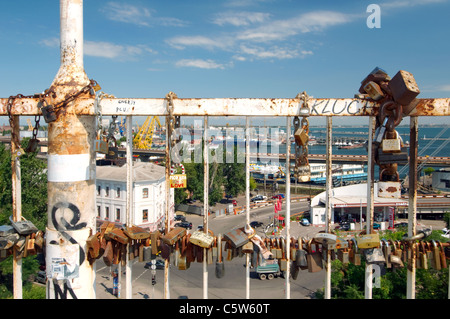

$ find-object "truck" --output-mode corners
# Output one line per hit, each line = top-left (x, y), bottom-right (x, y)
(255, 260), (282, 280)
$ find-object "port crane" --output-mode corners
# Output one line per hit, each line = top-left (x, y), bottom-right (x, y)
(133, 116), (161, 149)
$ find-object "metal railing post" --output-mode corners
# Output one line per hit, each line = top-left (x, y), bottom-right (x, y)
(11, 116), (22, 299)
(285, 117), (291, 299)
(203, 115), (209, 299)
(407, 116), (419, 299)
(45, 0), (96, 299)
(365, 116), (376, 299)
(245, 117), (251, 299)
(324, 116), (332, 299)
(126, 115), (133, 299)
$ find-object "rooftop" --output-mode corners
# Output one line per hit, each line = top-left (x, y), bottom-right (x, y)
(96, 162), (165, 183)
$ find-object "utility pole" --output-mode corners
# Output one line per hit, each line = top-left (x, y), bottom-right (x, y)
(45, 0), (96, 299)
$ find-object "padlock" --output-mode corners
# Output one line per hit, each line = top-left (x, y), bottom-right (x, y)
(224, 228), (249, 248)
(86, 232), (102, 261)
(189, 229), (214, 248)
(381, 130), (402, 153)
(150, 231), (160, 255)
(0, 233), (19, 251)
(438, 242), (447, 268)
(374, 116), (389, 145)
(106, 145), (119, 160)
(162, 227), (186, 246)
(382, 240), (392, 268)
(388, 70), (420, 106)
(431, 240), (441, 270)
(106, 227), (129, 245)
(306, 240), (323, 273)
(378, 170), (401, 199)
(0, 225), (16, 237)
(103, 240), (113, 266)
(215, 234), (225, 278)
(314, 232), (337, 249)
(9, 216), (38, 236)
(124, 225), (150, 240)
(94, 138), (109, 154)
(337, 248), (349, 265)
(349, 238), (361, 265)
(25, 138), (40, 153)
(294, 126), (309, 146)
(377, 147), (408, 165)
(39, 101), (57, 123)
(296, 237), (308, 269)
(356, 233), (380, 249)
(363, 81), (385, 101)
(296, 164), (311, 183)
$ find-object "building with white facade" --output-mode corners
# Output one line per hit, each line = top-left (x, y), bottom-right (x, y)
(310, 183), (407, 227)
(95, 162), (174, 232)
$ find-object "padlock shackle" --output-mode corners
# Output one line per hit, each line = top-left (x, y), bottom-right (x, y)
(379, 101), (403, 132)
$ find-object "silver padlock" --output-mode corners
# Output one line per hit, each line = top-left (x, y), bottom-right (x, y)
(373, 116), (388, 145)
(378, 170), (401, 199)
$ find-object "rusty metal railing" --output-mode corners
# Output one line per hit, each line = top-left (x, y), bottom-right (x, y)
(0, 0), (449, 300)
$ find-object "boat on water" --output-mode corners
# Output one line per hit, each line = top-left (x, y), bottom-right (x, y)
(250, 163), (367, 184)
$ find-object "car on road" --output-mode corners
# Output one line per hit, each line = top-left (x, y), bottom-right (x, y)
(175, 221), (192, 229)
(174, 215), (186, 222)
(251, 195), (267, 202)
(144, 259), (165, 270)
(250, 221), (263, 228)
(299, 218), (310, 226)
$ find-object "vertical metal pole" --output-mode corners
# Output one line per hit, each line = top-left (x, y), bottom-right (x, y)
(407, 116), (418, 299)
(285, 117), (291, 299)
(126, 115), (133, 299)
(245, 117), (250, 299)
(324, 116), (332, 299)
(365, 116), (376, 299)
(11, 116), (22, 299)
(46, 0), (96, 299)
(164, 114), (171, 299)
(203, 115), (209, 299)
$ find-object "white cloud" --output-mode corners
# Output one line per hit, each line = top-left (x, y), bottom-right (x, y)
(381, 0), (447, 9)
(237, 11), (352, 43)
(240, 44), (313, 60)
(84, 41), (155, 60)
(435, 84), (450, 92)
(212, 11), (271, 26)
(175, 59), (225, 69)
(166, 35), (232, 50)
(101, 2), (151, 26)
(101, 2), (188, 27)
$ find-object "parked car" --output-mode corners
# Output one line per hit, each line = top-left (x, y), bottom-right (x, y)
(441, 228), (450, 238)
(339, 223), (350, 231)
(251, 195), (267, 202)
(175, 221), (192, 229)
(174, 215), (186, 221)
(144, 259), (165, 270)
(250, 221), (263, 228)
(300, 218), (310, 226)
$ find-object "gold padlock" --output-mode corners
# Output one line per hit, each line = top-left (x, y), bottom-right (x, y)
(294, 126), (309, 146)
(381, 130), (402, 153)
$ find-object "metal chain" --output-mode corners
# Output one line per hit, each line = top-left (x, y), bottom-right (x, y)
(165, 92), (178, 149)
(293, 91), (311, 182)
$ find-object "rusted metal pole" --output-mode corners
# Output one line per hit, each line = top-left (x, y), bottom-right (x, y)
(324, 116), (332, 299)
(285, 116), (291, 299)
(11, 116), (22, 299)
(45, 0), (96, 299)
(245, 117), (251, 299)
(126, 115), (133, 299)
(203, 115), (209, 299)
(407, 116), (418, 299)
(365, 116), (376, 299)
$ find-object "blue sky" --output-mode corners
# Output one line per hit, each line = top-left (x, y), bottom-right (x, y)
(0, 0), (449, 126)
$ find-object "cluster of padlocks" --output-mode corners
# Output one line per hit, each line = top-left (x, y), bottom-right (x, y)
(0, 217), (43, 261)
(359, 68), (421, 198)
(1, 219), (449, 279)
